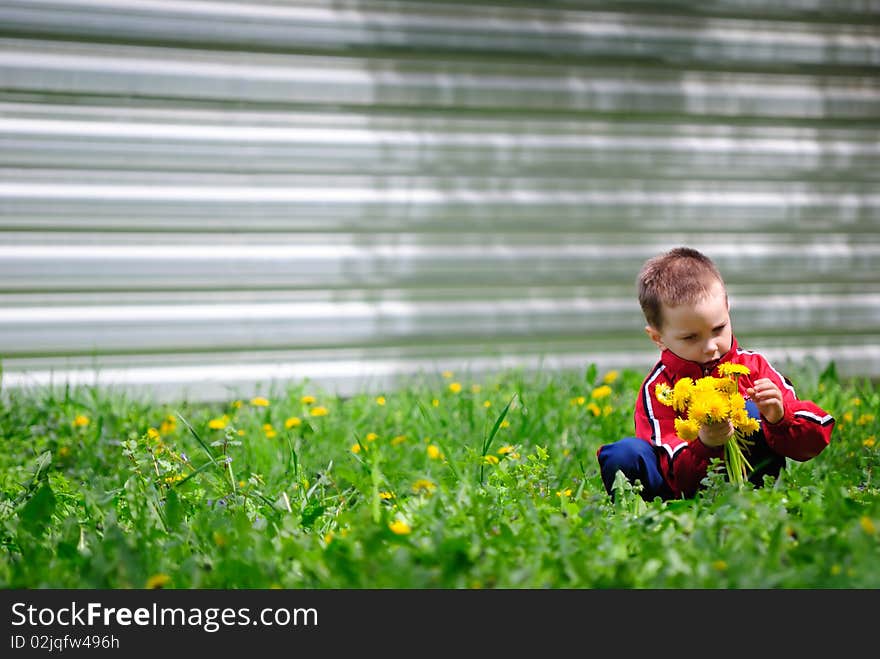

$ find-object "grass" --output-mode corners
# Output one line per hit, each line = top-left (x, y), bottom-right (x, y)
(1, 360), (877, 588)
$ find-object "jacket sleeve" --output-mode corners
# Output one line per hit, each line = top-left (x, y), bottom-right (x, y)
(752, 359), (834, 462)
(634, 373), (725, 499)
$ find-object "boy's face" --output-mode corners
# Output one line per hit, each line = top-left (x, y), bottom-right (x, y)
(645, 279), (732, 369)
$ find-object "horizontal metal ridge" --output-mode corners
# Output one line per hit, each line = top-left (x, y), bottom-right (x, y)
(2, 38), (878, 117)
(1, 0), (878, 68)
(4, 342), (879, 403)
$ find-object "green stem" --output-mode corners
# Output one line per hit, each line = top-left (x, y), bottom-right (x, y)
(725, 433), (753, 485)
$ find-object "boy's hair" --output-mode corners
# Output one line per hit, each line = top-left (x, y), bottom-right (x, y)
(637, 247), (726, 329)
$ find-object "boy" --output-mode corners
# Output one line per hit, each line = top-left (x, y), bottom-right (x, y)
(597, 246), (834, 500)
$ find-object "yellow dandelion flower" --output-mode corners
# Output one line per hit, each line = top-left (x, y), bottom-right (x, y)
(830, 564), (842, 576)
(237, 429), (245, 436)
(471, 384), (481, 394)
(729, 392), (746, 412)
(449, 382), (462, 394)
(483, 400), (492, 408)
(57, 446), (71, 459)
(375, 396), (386, 406)
(850, 397), (862, 406)
(572, 396), (587, 406)
(412, 479), (436, 494)
(674, 418), (701, 442)
(555, 488), (573, 497)
(323, 532), (334, 545)
(284, 416), (302, 429)
(483, 454), (499, 465)
(694, 376), (721, 393)
(231, 399), (242, 409)
(718, 378), (738, 395)
(863, 436), (876, 448)
(602, 405), (613, 416)
(147, 427), (161, 440)
(655, 383), (673, 406)
(711, 560), (728, 571)
(688, 390), (729, 425)
(378, 491), (394, 500)
(427, 444), (443, 460)
(686, 399), (711, 426)
(72, 414), (90, 427)
(146, 574), (171, 589)
(310, 406), (329, 417)
(843, 411), (854, 423)
(500, 420), (510, 428)
(672, 378), (695, 412)
(159, 416), (176, 434)
(263, 423), (277, 438)
(391, 434), (407, 446)
(705, 391), (731, 423)
(857, 414), (875, 426)
(718, 363), (750, 377)
(366, 432), (379, 442)
(591, 385), (612, 400)
(586, 402), (601, 417)
(732, 411), (760, 436)
(208, 415), (229, 430)
(250, 396), (270, 407)
(350, 442), (365, 454)
(860, 516), (876, 535)
(432, 398), (440, 407)
(497, 445), (514, 455)
(602, 370), (619, 384)
(389, 520), (411, 535)
(442, 370), (454, 379)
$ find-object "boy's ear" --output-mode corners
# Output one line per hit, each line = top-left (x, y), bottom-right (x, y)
(645, 324), (665, 350)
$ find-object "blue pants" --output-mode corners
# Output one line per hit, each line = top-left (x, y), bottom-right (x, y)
(597, 401), (786, 501)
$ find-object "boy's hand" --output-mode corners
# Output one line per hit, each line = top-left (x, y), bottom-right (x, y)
(698, 419), (734, 448)
(746, 378), (784, 424)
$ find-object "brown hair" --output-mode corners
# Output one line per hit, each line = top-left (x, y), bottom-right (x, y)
(637, 247), (726, 329)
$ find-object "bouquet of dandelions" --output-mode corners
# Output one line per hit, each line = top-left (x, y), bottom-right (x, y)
(655, 363), (761, 485)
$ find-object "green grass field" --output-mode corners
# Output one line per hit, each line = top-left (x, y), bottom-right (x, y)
(1, 361), (877, 588)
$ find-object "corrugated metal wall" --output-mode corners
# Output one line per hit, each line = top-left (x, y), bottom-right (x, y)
(1, 0), (879, 402)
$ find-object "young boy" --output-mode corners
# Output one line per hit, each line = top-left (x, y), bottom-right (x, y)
(597, 246), (834, 500)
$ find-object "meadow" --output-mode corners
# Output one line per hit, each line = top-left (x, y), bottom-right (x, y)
(1, 361), (877, 589)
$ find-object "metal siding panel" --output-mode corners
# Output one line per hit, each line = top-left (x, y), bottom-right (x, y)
(1, 0), (878, 401)
(1, 1), (878, 67)
(2, 39), (879, 118)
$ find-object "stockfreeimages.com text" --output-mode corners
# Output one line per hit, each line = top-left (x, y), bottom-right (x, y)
(11, 601), (317, 633)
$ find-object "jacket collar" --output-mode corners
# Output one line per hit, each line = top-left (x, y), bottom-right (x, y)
(660, 335), (740, 379)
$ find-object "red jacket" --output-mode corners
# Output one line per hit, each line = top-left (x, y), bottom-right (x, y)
(634, 336), (834, 498)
